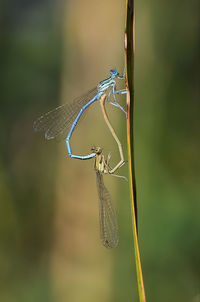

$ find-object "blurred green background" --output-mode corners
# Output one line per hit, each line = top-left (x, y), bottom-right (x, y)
(1, 0), (200, 301)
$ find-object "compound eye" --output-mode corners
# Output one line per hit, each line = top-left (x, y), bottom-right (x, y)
(96, 147), (102, 154)
(110, 69), (119, 76)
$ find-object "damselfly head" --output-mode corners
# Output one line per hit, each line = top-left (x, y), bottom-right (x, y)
(91, 146), (102, 155)
(110, 69), (119, 77)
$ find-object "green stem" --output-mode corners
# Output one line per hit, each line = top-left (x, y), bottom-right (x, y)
(125, 0), (146, 301)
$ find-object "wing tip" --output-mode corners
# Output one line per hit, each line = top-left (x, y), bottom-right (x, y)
(101, 237), (119, 249)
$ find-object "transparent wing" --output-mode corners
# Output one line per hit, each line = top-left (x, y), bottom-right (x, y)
(33, 87), (97, 140)
(95, 171), (118, 248)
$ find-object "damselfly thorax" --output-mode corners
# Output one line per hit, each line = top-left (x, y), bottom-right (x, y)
(92, 147), (110, 174)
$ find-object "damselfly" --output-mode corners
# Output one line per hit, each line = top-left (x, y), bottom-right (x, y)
(33, 69), (127, 160)
(92, 147), (119, 248)
(92, 146), (127, 248)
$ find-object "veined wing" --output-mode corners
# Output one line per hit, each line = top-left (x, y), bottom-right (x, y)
(95, 171), (118, 248)
(33, 87), (97, 140)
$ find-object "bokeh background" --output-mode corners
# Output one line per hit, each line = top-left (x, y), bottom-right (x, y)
(1, 0), (200, 301)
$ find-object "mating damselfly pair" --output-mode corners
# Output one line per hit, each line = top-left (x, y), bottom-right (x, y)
(34, 69), (127, 248)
